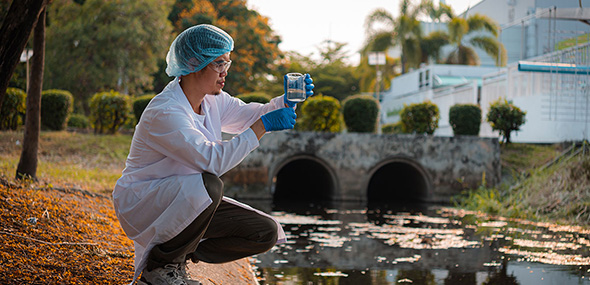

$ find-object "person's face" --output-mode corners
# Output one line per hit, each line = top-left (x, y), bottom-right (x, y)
(196, 53), (231, 95)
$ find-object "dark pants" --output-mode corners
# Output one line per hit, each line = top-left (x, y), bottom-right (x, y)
(146, 173), (278, 270)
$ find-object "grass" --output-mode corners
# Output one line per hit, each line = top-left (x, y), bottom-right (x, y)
(0, 130), (131, 194)
(455, 142), (590, 226)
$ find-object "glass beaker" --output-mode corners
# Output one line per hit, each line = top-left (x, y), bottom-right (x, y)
(286, 73), (307, 102)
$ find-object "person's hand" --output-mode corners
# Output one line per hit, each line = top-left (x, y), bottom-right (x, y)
(283, 73), (315, 108)
(260, 108), (297, 132)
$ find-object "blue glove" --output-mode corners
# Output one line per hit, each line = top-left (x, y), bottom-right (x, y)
(283, 73), (315, 108)
(261, 108), (297, 132)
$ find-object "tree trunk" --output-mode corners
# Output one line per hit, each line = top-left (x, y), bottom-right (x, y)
(0, 0), (47, 111)
(16, 8), (45, 180)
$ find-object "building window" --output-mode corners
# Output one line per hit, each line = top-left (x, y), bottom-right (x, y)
(419, 72), (424, 88)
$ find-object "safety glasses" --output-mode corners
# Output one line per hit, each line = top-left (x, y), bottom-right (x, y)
(209, 60), (232, 73)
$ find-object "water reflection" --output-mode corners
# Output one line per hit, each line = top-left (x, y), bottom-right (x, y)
(248, 200), (590, 284)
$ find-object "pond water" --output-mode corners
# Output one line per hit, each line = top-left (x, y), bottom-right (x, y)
(245, 200), (590, 285)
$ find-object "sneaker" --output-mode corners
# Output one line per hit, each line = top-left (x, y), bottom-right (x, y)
(138, 263), (201, 285)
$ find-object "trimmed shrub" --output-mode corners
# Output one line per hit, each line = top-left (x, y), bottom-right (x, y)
(67, 114), (90, 129)
(41, 89), (73, 131)
(449, 104), (481, 136)
(486, 98), (526, 143)
(298, 95), (342, 132)
(236, 92), (271, 104)
(89, 90), (130, 134)
(133, 94), (155, 122)
(381, 122), (404, 134)
(400, 101), (440, 134)
(342, 94), (380, 133)
(0, 87), (26, 130)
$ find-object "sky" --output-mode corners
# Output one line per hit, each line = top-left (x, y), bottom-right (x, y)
(247, 0), (482, 64)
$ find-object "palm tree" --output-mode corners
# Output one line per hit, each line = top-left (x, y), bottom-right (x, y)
(364, 0), (423, 74)
(364, 0), (454, 73)
(446, 13), (507, 66)
(419, 0), (453, 23)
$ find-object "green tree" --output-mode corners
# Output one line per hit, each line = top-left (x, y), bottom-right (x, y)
(365, 0), (423, 74)
(44, 0), (173, 114)
(446, 13), (507, 66)
(261, 42), (359, 102)
(357, 45), (398, 93)
(170, 0), (283, 95)
(419, 0), (453, 23)
(364, 0), (449, 75)
(486, 98), (526, 143)
(311, 42), (359, 101)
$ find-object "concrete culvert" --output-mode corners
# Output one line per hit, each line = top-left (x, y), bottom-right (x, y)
(273, 158), (334, 202)
(367, 161), (429, 203)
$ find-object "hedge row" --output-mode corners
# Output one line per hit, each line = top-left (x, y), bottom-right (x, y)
(3, 87), (522, 138)
(0, 88), (155, 134)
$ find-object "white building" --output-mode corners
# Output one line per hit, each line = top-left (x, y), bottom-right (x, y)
(378, 0), (590, 143)
(380, 64), (502, 136)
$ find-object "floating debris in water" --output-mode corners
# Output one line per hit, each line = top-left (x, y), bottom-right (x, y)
(479, 221), (508, 228)
(398, 278), (413, 283)
(483, 261), (503, 267)
(394, 255), (421, 263)
(499, 248), (590, 266)
(273, 212), (342, 225)
(384, 214), (456, 225)
(308, 232), (349, 247)
(512, 238), (582, 250)
(317, 227), (341, 232)
(313, 271), (348, 277)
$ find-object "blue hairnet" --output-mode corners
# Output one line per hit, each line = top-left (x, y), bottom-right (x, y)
(165, 24), (234, 77)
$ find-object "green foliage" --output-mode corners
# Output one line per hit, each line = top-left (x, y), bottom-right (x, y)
(132, 94), (155, 123)
(449, 104), (481, 136)
(236, 92), (271, 104)
(399, 101), (440, 134)
(342, 95), (380, 133)
(298, 95), (342, 133)
(445, 13), (506, 66)
(68, 114), (90, 129)
(44, 0), (173, 113)
(381, 122), (404, 134)
(168, 0), (283, 95)
(486, 98), (526, 143)
(0, 88), (26, 130)
(454, 186), (504, 216)
(312, 66), (360, 102)
(89, 91), (130, 134)
(311, 42), (360, 101)
(41, 89), (74, 131)
(271, 45), (360, 102)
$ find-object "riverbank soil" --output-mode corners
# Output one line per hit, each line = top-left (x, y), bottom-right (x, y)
(0, 179), (257, 284)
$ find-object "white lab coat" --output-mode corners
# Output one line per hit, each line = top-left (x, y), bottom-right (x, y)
(113, 78), (287, 282)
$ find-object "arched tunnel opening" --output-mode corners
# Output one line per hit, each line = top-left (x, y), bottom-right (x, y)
(273, 158), (334, 203)
(367, 161), (429, 204)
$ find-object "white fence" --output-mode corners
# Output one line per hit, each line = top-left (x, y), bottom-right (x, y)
(480, 43), (590, 142)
